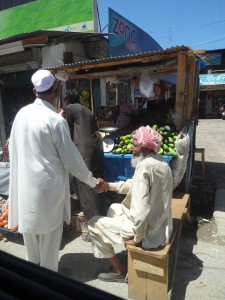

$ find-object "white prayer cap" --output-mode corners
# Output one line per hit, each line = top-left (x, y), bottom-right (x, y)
(31, 70), (55, 92)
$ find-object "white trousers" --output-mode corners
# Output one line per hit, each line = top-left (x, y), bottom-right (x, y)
(23, 222), (64, 272)
(88, 203), (133, 259)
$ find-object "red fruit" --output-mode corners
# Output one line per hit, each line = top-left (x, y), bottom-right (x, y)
(11, 226), (18, 232)
(2, 220), (7, 226)
(2, 211), (8, 219)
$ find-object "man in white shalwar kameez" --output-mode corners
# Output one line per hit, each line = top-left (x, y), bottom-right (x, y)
(8, 70), (101, 272)
(88, 126), (173, 282)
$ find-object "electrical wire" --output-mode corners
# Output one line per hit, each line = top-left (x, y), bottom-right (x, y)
(148, 19), (225, 34)
(191, 34), (225, 47)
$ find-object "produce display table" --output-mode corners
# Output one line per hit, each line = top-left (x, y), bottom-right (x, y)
(103, 153), (173, 182)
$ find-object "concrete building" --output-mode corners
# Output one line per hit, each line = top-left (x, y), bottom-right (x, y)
(0, 0), (108, 146)
(199, 49), (225, 119)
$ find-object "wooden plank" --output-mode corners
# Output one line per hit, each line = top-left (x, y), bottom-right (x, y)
(127, 193), (189, 300)
(186, 58), (197, 121)
(56, 80), (62, 113)
(175, 51), (187, 130)
(172, 193), (190, 220)
(128, 250), (169, 300)
(128, 248), (147, 300)
(127, 220), (180, 259)
(90, 79), (94, 114)
(22, 34), (48, 45)
(49, 52), (180, 75)
(133, 258), (164, 276)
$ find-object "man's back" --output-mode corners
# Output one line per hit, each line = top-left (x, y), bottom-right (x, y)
(9, 99), (95, 233)
(120, 154), (173, 248)
(66, 103), (97, 145)
(65, 103), (102, 176)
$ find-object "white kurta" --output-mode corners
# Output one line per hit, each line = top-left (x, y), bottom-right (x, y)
(8, 98), (97, 234)
(88, 153), (173, 257)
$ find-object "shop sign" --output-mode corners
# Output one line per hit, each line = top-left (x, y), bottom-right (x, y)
(108, 8), (162, 57)
(200, 73), (225, 85)
(199, 52), (221, 66)
(0, 0), (97, 40)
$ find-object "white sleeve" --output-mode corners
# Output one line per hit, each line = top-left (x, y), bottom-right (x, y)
(108, 179), (133, 194)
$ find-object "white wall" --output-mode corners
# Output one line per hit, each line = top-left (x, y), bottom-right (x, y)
(41, 40), (88, 68)
(42, 43), (65, 68)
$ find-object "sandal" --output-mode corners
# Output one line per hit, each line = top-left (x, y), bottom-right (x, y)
(98, 272), (126, 283)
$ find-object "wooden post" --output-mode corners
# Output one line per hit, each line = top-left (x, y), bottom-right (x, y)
(56, 80), (62, 113)
(90, 79), (94, 114)
(175, 51), (187, 130)
(186, 57), (197, 121)
(116, 84), (119, 106)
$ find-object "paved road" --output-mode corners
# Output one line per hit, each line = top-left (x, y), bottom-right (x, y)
(195, 119), (225, 186)
(173, 119), (225, 300)
(1, 119), (225, 300)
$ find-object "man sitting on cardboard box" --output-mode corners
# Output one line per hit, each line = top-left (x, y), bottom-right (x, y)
(88, 126), (173, 282)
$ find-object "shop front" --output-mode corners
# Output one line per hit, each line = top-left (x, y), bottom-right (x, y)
(199, 74), (225, 118)
(48, 46), (201, 192)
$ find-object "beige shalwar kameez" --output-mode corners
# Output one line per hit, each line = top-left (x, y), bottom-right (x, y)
(88, 153), (173, 259)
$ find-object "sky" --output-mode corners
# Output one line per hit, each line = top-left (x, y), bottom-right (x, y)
(97, 0), (225, 51)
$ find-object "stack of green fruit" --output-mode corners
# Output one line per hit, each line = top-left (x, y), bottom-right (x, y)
(112, 134), (133, 154)
(152, 124), (178, 156)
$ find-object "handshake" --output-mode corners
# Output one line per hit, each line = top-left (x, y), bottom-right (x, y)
(95, 178), (109, 193)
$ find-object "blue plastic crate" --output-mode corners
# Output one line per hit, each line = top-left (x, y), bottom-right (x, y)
(162, 155), (174, 164)
(103, 153), (174, 182)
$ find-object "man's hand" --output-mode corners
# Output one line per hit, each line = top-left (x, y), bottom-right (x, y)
(124, 239), (138, 247)
(94, 178), (109, 193)
(59, 108), (66, 119)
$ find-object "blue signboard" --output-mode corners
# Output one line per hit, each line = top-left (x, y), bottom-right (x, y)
(199, 74), (225, 86)
(108, 8), (162, 57)
(199, 53), (222, 66)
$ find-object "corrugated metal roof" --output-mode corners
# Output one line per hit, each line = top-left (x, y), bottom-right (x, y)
(0, 29), (110, 45)
(46, 45), (192, 71)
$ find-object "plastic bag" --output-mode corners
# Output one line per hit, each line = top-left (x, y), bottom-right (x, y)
(174, 127), (190, 156)
(170, 126), (190, 189)
(139, 71), (155, 98)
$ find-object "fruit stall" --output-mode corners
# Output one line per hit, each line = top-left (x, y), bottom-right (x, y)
(47, 45), (202, 192)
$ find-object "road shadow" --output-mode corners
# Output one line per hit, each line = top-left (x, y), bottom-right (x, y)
(189, 175), (216, 218)
(58, 250), (127, 283)
(171, 220), (203, 300)
(170, 167), (217, 299)
(194, 161), (225, 187)
(58, 252), (111, 282)
(60, 229), (81, 250)
(0, 230), (24, 245)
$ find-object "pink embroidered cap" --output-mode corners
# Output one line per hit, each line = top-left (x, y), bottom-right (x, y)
(132, 126), (162, 153)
